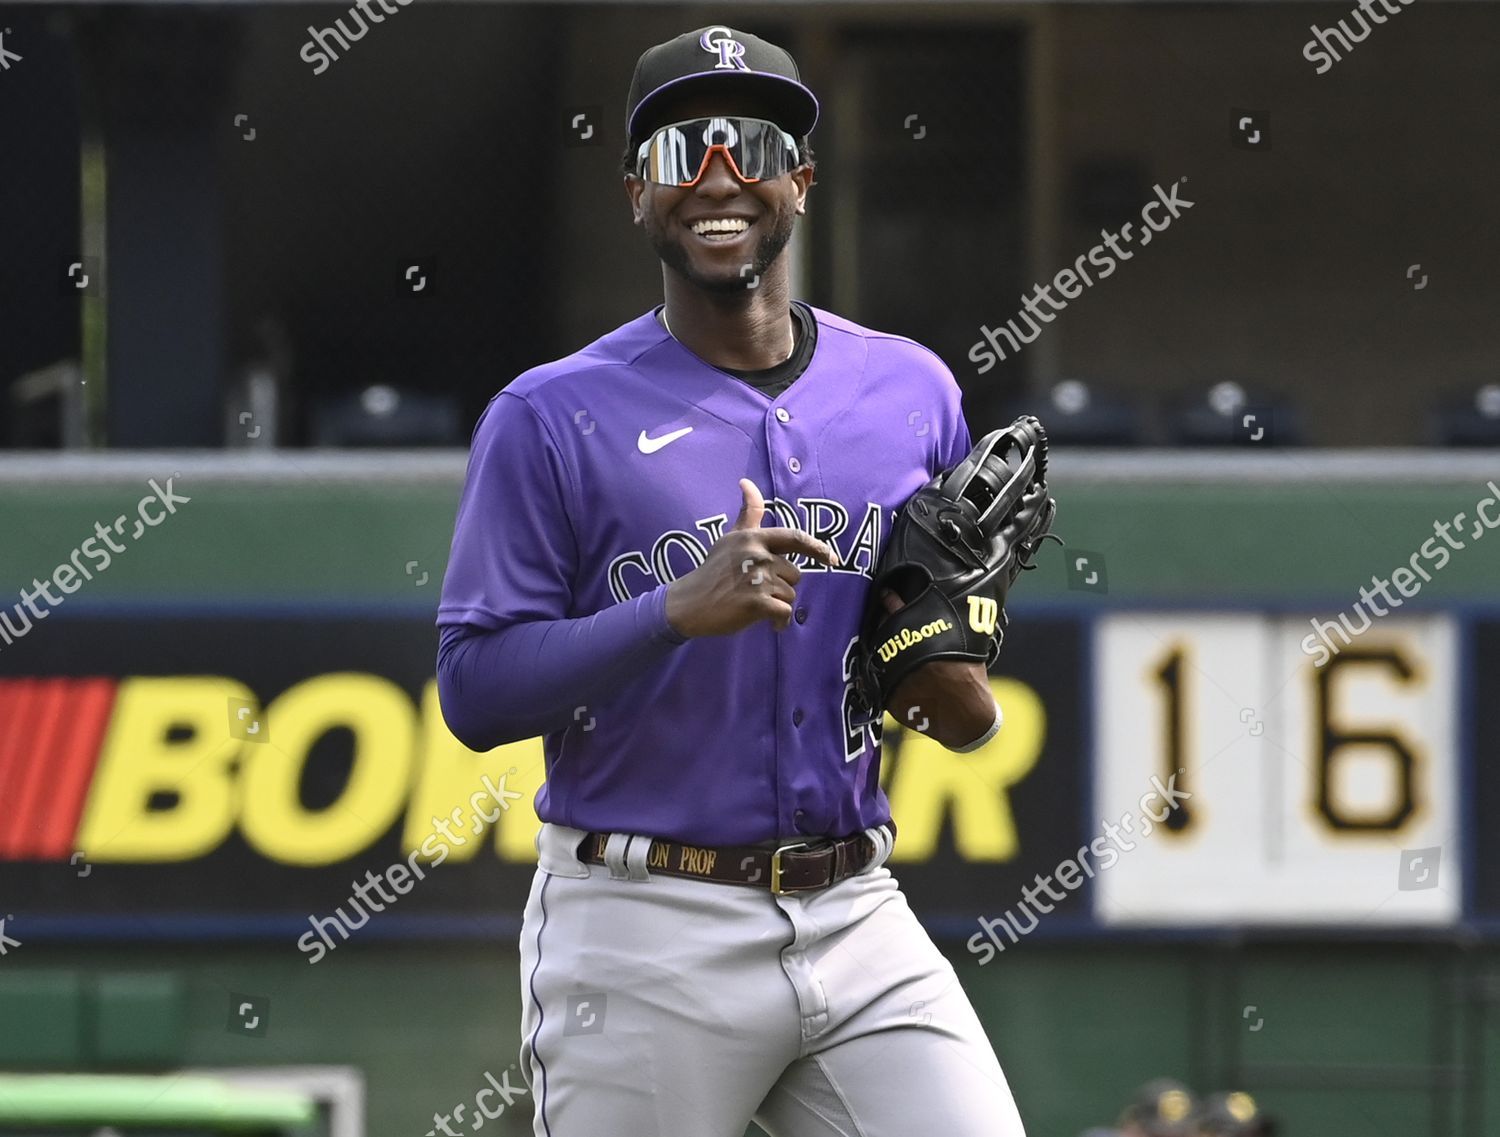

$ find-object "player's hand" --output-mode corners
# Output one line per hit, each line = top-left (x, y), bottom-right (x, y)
(665, 478), (840, 638)
(879, 588), (999, 750)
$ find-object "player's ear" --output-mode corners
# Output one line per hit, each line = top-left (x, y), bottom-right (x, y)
(792, 163), (814, 216)
(624, 174), (647, 225)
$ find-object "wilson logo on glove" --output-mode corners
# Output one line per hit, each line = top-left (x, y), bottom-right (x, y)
(967, 596), (1000, 636)
(876, 618), (956, 663)
(853, 415), (1061, 730)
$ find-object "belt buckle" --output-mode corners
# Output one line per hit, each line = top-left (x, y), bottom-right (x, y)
(769, 842), (812, 895)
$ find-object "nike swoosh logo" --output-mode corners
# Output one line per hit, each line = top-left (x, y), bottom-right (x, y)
(637, 426), (693, 454)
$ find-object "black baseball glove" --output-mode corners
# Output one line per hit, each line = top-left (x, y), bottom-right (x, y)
(853, 415), (1058, 721)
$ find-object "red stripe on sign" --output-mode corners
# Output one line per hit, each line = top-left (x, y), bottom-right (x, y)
(0, 680), (43, 857)
(9, 678), (70, 859)
(38, 678), (117, 860)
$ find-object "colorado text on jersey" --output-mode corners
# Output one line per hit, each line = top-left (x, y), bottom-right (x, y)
(607, 496), (884, 603)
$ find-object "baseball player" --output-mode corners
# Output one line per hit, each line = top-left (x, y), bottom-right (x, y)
(437, 25), (1026, 1137)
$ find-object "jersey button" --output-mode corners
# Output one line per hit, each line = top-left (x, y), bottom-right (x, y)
(794, 606), (807, 624)
(788, 457), (801, 473)
(793, 809), (808, 832)
(775, 407), (791, 423)
(792, 707), (805, 726)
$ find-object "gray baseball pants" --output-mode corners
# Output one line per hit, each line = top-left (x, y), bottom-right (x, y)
(518, 822), (1027, 1137)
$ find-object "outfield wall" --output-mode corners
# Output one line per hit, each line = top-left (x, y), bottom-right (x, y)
(1, 449), (1498, 1137)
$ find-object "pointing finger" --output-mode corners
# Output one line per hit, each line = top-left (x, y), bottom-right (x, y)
(759, 527), (840, 567)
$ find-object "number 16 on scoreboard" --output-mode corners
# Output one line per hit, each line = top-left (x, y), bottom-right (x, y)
(1092, 613), (1459, 927)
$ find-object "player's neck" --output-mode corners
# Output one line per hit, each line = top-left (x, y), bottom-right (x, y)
(661, 277), (797, 372)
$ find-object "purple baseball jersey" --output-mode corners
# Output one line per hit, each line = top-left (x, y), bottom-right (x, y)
(438, 305), (972, 845)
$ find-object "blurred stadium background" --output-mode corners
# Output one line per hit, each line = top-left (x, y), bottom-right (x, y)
(1, 1), (1498, 1135)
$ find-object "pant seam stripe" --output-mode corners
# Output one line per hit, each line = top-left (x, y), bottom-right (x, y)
(525, 873), (555, 1137)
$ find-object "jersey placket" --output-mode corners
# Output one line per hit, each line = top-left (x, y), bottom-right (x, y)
(764, 395), (813, 839)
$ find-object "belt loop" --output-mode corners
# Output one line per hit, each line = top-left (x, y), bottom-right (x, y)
(603, 832), (632, 880)
(859, 825), (893, 874)
(624, 835), (652, 882)
(537, 823), (592, 879)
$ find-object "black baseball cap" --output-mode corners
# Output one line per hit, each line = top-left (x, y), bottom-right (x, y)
(625, 26), (819, 145)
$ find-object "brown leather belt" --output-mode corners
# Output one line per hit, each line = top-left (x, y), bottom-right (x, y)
(578, 826), (892, 895)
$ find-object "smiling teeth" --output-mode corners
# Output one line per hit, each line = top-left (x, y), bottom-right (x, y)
(692, 218), (749, 235)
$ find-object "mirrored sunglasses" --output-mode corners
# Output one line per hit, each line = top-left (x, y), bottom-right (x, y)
(636, 116), (801, 187)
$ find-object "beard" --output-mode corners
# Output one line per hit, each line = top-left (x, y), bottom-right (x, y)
(646, 200), (798, 294)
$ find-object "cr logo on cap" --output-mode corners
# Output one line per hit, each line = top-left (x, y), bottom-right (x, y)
(700, 26), (749, 71)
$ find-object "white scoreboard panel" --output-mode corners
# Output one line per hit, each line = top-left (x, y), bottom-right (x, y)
(1094, 613), (1460, 926)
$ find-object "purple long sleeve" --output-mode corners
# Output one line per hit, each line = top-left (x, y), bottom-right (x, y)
(436, 583), (687, 751)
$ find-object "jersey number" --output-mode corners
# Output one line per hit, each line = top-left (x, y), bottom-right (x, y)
(841, 637), (881, 762)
